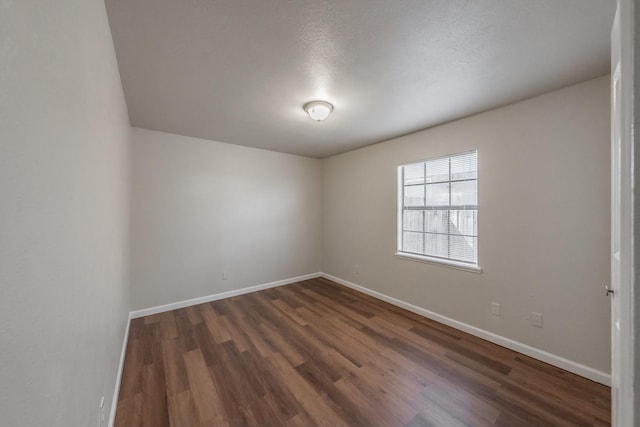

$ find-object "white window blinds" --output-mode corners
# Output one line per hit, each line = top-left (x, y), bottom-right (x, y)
(398, 150), (478, 265)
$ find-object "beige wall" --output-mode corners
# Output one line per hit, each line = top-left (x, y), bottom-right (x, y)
(322, 76), (611, 373)
(130, 128), (322, 310)
(0, 0), (131, 425)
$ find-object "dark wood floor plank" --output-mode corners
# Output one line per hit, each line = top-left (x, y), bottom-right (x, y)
(114, 394), (143, 427)
(167, 390), (198, 427)
(334, 375), (411, 426)
(184, 305), (204, 325)
(271, 298), (308, 326)
(192, 322), (226, 368)
(294, 360), (371, 426)
(183, 348), (228, 426)
(419, 375), (501, 426)
(507, 367), (611, 421)
(140, 322), (162, 366)
(415, 399), (470, 427)
(268, 352), (351, 427)
(161, 339), (189, 396)
(118, 338), (143, 399)
(115, 278), (611, 426)
(173, 309), (198, 353)
(220, 313), (251, 353)
(232, 313), (275, 358)
(141, 361), (169, 427)
(255, 351), (306, 420)
(159, 311), (179, 340)
(257, 321), (306, 367)
(202, 310), (233, 344)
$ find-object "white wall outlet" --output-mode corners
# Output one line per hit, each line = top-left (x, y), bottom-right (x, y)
(222, 270), (229, 280)
(99, 396), (105, 427)
(354, 264), (360, 275)
(491, 302), (501, 316)
(531, 312), (543, 328)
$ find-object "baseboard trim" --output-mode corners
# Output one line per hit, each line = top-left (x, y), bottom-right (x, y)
(320, 273), (611, 386)
(129, 272), (323, 319)
(108, 313), (131, 427)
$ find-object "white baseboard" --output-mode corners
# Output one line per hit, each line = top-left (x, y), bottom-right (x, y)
(108, 313), (131, 427)
(320, 273), (611, 387)
(129, 272), (322, 319)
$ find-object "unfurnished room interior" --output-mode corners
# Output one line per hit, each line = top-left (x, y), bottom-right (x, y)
(1, 0), (639, 426)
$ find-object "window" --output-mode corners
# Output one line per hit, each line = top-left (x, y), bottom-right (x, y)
(397, 150), (479, 271)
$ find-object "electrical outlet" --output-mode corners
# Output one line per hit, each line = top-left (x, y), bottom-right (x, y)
(99, 396), (105, 427)
(222, 270), (229, 280)
(531, 312), (543, 328)
(354, 264), (360, 275)
(491, 302), (501, 316)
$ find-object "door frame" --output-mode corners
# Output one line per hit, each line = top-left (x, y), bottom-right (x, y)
(611, 0), (636, 425)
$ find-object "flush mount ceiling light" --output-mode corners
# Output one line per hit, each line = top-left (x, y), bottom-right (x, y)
(303, 100), (333, 122)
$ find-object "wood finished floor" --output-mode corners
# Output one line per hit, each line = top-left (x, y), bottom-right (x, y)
(115, 277), (611, 426)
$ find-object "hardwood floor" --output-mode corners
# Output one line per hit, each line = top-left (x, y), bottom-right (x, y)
(115, 277), (611, 426)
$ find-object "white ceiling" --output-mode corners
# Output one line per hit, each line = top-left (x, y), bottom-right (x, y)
(105, 0), (615, 158)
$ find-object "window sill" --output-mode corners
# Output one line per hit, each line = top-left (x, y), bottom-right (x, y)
(395, 252), (483, 273)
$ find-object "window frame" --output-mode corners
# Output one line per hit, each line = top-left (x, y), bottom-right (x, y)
(396, 150), (482, 273)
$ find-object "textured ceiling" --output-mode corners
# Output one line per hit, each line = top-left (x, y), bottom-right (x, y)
(105, 0), (615, 158)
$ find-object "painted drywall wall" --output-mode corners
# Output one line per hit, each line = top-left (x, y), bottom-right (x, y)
(0, 1), (131, 425)
(130, 128), (322, 310)
(322, 76), (611, 373)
